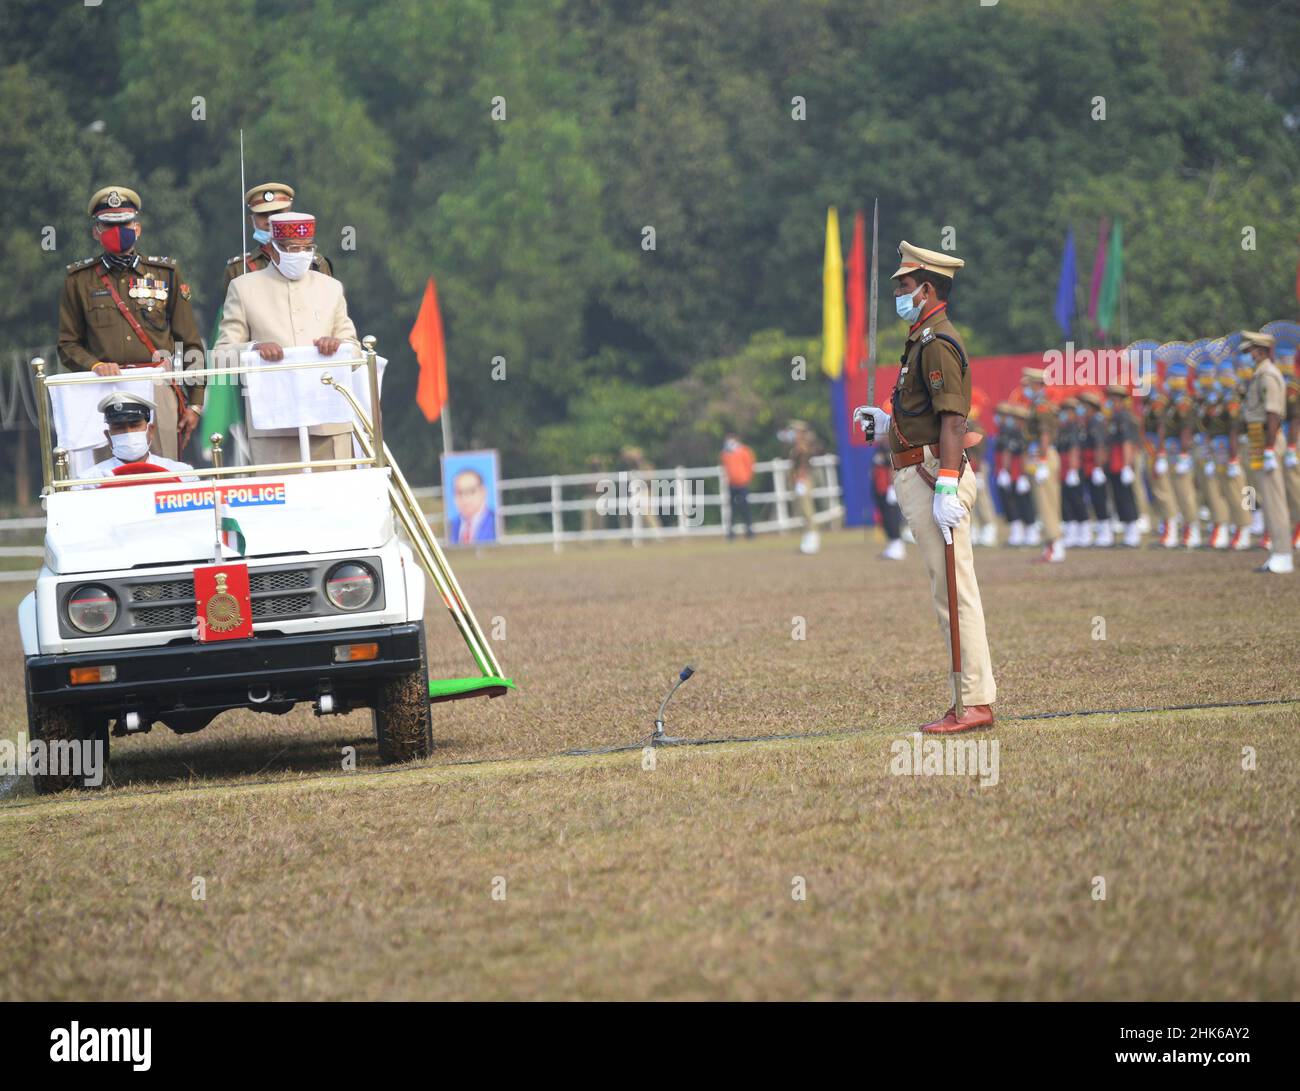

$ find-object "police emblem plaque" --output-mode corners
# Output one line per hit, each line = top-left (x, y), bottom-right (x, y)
(193, 563), (254, 642)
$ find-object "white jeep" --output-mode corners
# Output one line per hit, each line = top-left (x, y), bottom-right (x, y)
(20, 350), (509, 793)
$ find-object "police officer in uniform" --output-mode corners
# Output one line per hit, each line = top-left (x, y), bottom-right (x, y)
(80, 392), (196, 486)
(1240, 331), (1293, 573)
(854, 241), (995, 734)
(1103, 384), (1143, 546)
(1057, 397), (1088, 546)
(58, 186), (204, 461)
(222, 183), (335, 293)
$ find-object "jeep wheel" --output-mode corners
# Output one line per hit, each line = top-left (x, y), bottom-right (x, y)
(373, 626), (433, 763)
(26, 688), (109, 795)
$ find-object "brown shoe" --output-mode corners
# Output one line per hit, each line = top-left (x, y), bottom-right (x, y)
(919, 707), (957, 732)
(922, 705), (994, 734)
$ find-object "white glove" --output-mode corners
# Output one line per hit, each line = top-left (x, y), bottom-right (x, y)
(1065, 468), (1080, 487)
(885, 485), (897, 505)
(1175, 454), (1193, 475)
(1120, 465), (1136, 486)
(1262, 448), (1278, 473)
(997, 469), (1012, 489)
(1034, 462), (1049, 484)
(1203, 460), (1217, 478)
(1091, 467), (1107, 486)
(1015, 474), (1031, 494)
(1286, 447), (1298, 469)
(932, 478), (967, 545)
(1226, 460), (1242, 479)
(853, 405), (891, 438)
(1153, 455), (1169, 477)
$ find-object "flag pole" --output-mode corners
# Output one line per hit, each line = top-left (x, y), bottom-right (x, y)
(440, 403), (453, 455)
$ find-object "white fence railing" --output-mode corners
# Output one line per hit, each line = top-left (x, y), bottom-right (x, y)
(0, 454), (843, 580)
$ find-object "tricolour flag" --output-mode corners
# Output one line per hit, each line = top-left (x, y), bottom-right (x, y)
(822, 207), (845, 379)
(212, 486), (247, 559)
(200, 303), (244, 463)
(410, 277), (449, 423)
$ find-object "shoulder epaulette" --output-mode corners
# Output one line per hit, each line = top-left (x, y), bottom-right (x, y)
(142, 254), (176, 268)
(227, 251), (255, 266)
(65, 256), (98, 273)
(920, 329), (935, 345)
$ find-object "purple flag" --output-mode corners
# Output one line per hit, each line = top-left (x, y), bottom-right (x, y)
(1087, 218), (1109, 323)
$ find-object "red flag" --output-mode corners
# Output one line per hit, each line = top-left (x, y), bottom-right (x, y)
(845, 210), (866, 375)
(409, 277), (449, 423)
(1087, 217), (1109, 323)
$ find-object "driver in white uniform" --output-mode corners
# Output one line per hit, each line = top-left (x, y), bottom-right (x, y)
(81, 392), (196, 486)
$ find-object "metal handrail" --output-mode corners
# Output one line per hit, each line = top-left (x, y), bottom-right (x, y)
(30, 335), (384, 494)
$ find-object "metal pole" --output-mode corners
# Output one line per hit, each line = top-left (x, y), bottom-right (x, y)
(362, 334), (384, 468)
(30, 358), (53, 492)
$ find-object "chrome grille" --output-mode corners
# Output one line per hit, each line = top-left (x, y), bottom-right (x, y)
(134, 604), (196, 628)
(251, 594), (313, 618)
(131, 579), (194, 602)
(250, 569), (310, 593)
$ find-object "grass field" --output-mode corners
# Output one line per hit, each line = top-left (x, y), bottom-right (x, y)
(1, 531), (1297, 999)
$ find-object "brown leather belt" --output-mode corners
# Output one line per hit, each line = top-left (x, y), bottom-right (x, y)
(890, 445), (938, 470)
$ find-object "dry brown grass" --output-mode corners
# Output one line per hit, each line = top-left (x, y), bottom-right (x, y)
(0, 531), (1297, 999)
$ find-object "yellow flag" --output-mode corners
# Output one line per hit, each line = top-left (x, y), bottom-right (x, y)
(822, 206), (845, 379)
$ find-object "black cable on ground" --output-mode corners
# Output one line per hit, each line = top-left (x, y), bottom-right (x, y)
(2, 696), (1295, 811)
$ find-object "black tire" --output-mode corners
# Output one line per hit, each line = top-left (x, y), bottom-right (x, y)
(373, 626), (433, 763)
(26, 683), (109, 795)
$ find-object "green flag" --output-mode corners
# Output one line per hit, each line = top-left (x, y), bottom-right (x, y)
(1095, 221), (1123, 336)
(199, 302), (242, 462)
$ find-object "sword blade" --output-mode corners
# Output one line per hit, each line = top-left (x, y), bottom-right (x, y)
(867, 198), (879, 407)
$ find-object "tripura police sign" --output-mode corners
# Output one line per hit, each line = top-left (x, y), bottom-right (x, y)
(154, 482), (287, 514)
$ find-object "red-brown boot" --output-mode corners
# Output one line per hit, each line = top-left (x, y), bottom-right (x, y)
(922, 705), (995, 734)
(919, 707), (956, 732)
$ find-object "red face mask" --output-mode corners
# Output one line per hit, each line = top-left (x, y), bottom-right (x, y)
(99, 225), (137, 254)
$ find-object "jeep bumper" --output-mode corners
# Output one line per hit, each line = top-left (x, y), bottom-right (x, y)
(26, 623), (424, 719)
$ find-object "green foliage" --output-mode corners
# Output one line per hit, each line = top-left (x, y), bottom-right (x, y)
(4, 0), (1300, 486)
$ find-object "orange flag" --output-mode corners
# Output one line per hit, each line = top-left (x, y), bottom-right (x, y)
(409, 277), (448, 423)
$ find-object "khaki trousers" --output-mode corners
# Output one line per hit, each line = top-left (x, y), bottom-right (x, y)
(1196, 452), (1229, 527)
(1132, 449), (1151, 522)
(250, 432), (354, 471)
(972, 464), (997, 535)
(1034, 448), (1062, 541)
(1171, 462), (1200, 525)
(1148, 461), (1176, 524)
(894, 457), (996, 707)
(1256, 434), (1293, 551)
(1285, 453), (1300, 529)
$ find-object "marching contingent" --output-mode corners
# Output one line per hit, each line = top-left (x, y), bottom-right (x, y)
(954, 329), (1299, 574)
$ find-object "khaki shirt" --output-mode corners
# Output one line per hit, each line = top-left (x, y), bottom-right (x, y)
(221, 247), (334, 295)
(1242, 359), (1286, 424)
(888, 306), (970, 453)
(57, 253), (205, 407)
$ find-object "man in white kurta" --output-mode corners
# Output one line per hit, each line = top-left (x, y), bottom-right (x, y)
(213, 211), (358, 469)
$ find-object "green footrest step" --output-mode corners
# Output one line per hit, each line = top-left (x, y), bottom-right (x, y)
(428, 675), (516, 703)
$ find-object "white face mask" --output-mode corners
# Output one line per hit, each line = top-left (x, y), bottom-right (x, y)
(110, 431), (150, 463)
(274, 244), (314, 280)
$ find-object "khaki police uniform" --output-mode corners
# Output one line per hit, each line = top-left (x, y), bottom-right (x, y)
(57, 187), (204, 462)
(887, 248), (995, 710)
(222, 182), (334, 296)
(1242, 350), (1291, 555)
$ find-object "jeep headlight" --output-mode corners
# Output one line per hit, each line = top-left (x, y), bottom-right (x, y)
(325, 562), (376, 611)
(67, 585), (118, 633)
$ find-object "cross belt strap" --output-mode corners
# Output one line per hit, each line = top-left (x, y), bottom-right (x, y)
(94, 268), (188, 417)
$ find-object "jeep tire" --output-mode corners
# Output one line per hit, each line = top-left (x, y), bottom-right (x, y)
(373, 625), (433, 763)
(26, 683), (109, 795)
